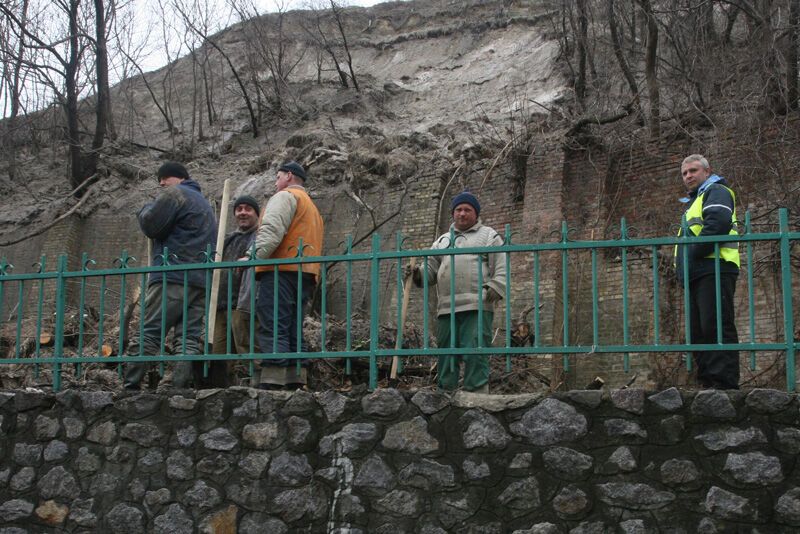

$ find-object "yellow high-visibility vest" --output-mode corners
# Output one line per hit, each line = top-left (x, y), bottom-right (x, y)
(674, 185), (740, 267)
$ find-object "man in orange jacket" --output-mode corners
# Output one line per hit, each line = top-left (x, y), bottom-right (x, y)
(252, 161), (323, 389)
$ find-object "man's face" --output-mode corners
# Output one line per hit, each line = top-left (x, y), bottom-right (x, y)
(159, 176), (183, 188)
(234, 204), (259, 231)
(453, 203), (478, 231)
(681, 161), (710, 192)
(275, 170), (292, 192)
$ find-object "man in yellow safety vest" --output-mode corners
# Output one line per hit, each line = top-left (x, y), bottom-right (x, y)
(674, 154), (740, 389)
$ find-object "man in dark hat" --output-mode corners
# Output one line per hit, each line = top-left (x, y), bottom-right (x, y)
(124, 161), (217, 390)
(252, 161), (324, 389)
(203, 195), (262, 387)
(411, 190), (506, 393)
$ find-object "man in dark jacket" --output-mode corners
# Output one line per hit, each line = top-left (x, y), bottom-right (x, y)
(124, 162), (217, 390)
(674, 154), (740, 389)
(204, 195), (260, 387)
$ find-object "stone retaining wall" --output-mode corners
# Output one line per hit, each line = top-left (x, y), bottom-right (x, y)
(0, 387), (799, 532)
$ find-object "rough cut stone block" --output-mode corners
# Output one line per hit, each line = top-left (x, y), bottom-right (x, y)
(774, 487), (800, 526)
(34, 466), (77, 500)
(78, 391), (114, 411)
(199, 504), (238, 534)
(694, 427), (767, 452)
(604, 419), (647, 440)
(287, 416), (312, 448)
(723, 452), (783, 486)
(552, 485), (589, 518)
(433, 488), (483, 528)
(497, 476), (541, 516)
(121, 422), (163, 447)
(660, 458), (700, 486)
(745, 389), (792, 413)
(374, 489), (420, 517)
(510, 398), (588, 445)
(283, 390), (316, 415)
(242, 422), (281, 450)
(145, 488), (171, 506)
(9, 467), (34, 492)
(691, 390), (737, 419)
(115, 393), (161, 419)
(705, 486), (754, 520)
(648, 388), (683, 412)
(12, 443), (42, 466)
(316, 390), (349, 422)
(776, 427), (800, 454)
(382, 416), (438, 454)
(43, 440), (69, 462)
(602, 446), (637, 473)
(410, 390), (450, 414)
(86, 421), (117, 445)
(238, 452), (270, 479)
(169, 396), (197, 411)
(0, 499), (34, 522)
(320, 423), (378, 457)
(153, 503), (193, 534)
(596, 482), (675, 510)
(398, 458), (454, 490)
(460, 409), (510, 450)
(362, 388), (405, 416)
(453, 391), (544, 412)
(543, 447), (593, 480)
(611, 388), (645, 414)
(14, 390), (49, 411)
(166, 450), (194, 481)
(182, 480), (221, 509)
(563, 390), (603, 409)
(199, 428), (238, 451)
(463, 457), (491, 480)
(510, 523), (561, 534)
(106, 503), (144, 533)
(268, 452), (312, 486)
(176, 425), (197, 447)
(33, 415), (60, 440)
(354, 454), (395, 492)
(75, 447), (101, 473)
(239, 513), (288, 534)
(69, 498), (97, 527)
(272, 483), (329, 523)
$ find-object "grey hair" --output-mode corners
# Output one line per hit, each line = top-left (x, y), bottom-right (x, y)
(682, 154), (710, 169)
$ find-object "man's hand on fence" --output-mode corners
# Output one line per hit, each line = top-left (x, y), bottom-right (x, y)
(484, 286), (502, 304)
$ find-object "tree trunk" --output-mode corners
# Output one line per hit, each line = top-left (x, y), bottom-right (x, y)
(6, 0), (29, 183)
(66, 0), (83, 191)
(788, 0), (799, 110)
(638, 0), (660, 138)
(88, 0), (111, 178)
(575, 0), (588, 104)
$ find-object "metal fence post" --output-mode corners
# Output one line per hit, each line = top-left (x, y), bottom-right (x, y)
(369, 233), (381, 390)
(779, 209), (796, 391)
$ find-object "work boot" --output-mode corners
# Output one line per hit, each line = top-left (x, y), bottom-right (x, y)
(468, 383), (490, 394)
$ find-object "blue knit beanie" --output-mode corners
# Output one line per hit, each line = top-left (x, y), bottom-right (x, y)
(451, 190), (480, 216)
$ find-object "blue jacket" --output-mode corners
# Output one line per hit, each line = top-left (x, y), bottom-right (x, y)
(137, 178), (217, 288)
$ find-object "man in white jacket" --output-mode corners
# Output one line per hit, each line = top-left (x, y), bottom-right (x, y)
(412, 191), (506, 393)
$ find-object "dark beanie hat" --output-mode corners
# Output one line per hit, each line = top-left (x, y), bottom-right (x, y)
(234, 195), (261, 215)
(156, 161), (190, 181)
(278, 160), (307, 181)
(451, 190), (480, 215)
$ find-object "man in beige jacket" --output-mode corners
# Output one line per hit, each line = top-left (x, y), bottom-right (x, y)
(412, 191), (506, 392)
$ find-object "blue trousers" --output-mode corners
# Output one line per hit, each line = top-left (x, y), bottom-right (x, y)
(255, 271), (314, 367)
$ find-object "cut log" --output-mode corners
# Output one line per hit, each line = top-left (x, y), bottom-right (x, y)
(39, 332), (53, 347)
(101, 344), (113, 357)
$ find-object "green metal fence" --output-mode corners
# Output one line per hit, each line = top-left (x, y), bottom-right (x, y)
(0, 208), (797, 391)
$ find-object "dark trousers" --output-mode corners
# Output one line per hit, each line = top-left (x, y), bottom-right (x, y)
(255, 271), (315, 367)
(124, 282), (203, 389)
(688, 273), (739, 389)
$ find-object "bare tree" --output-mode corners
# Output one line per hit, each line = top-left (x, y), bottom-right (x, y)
(301, 0), (358, 91)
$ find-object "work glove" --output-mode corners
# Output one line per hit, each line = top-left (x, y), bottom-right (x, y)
(483, 286), (503, 304)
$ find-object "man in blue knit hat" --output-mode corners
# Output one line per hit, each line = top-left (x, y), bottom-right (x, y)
(411, 190), (506, 393)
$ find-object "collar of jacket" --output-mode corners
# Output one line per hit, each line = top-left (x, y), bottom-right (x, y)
(179, 178), (202, 193)
(679, 174), (723, 204)
(449, 219), (483, 234)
